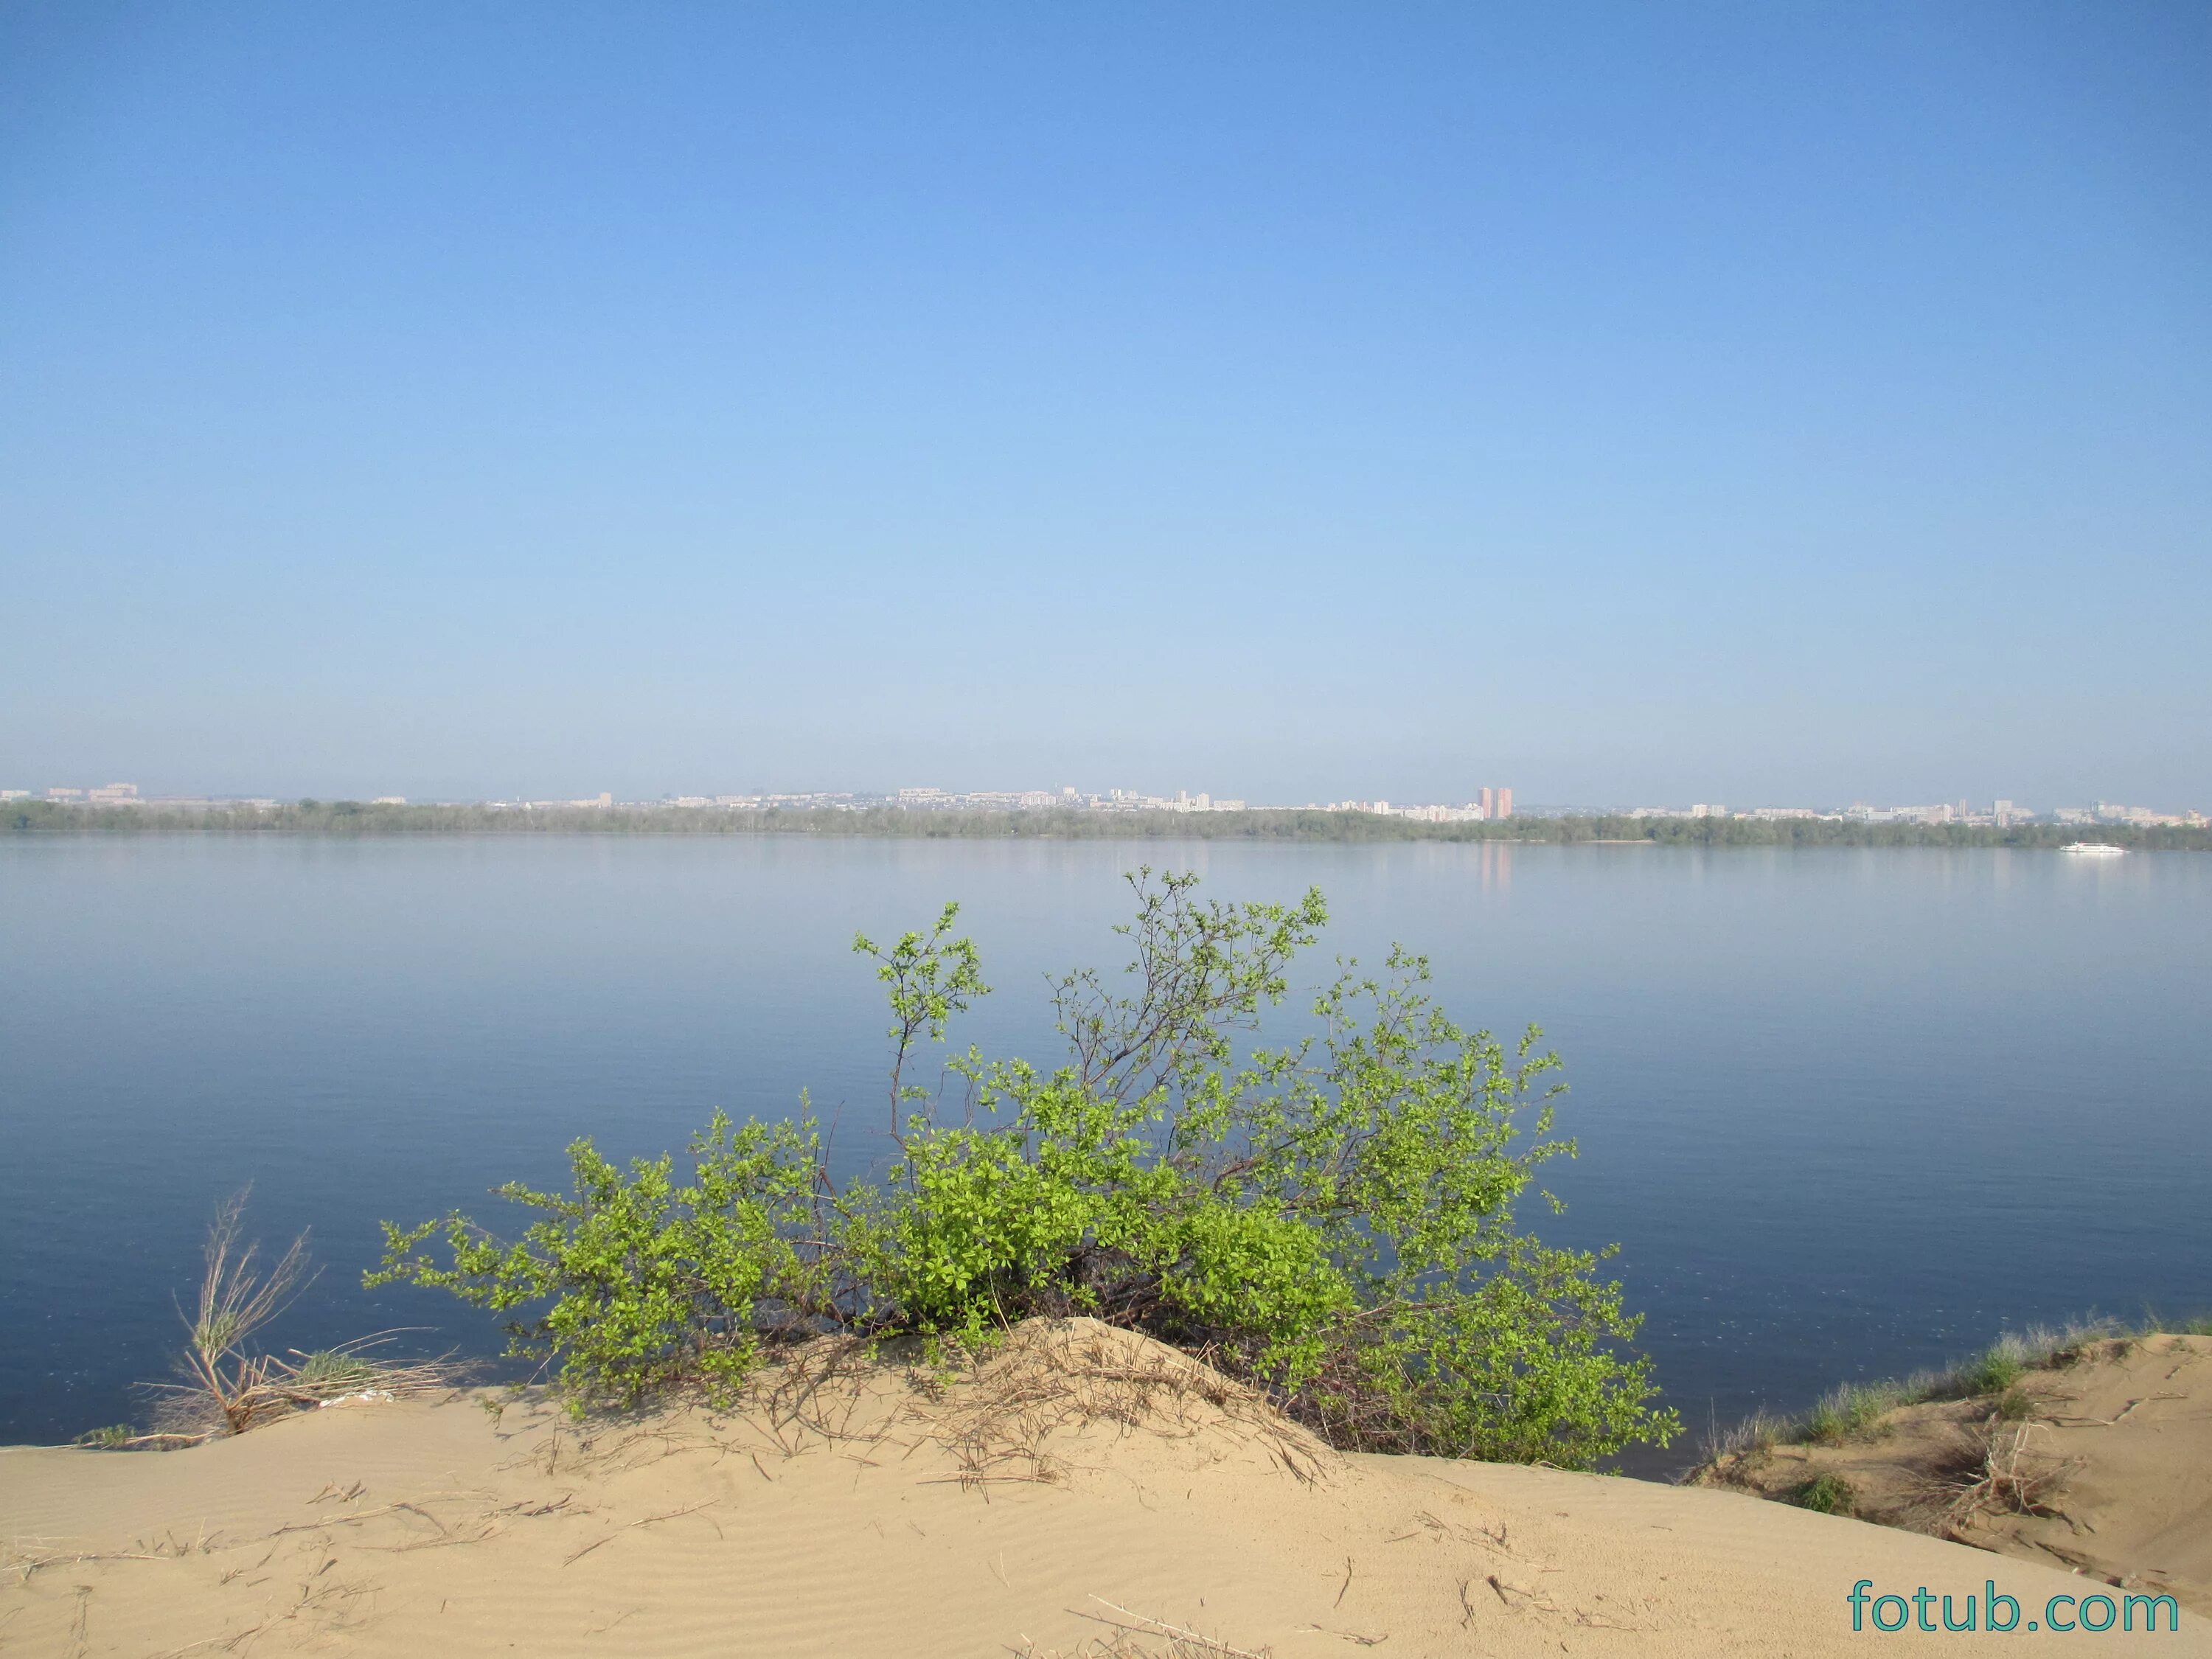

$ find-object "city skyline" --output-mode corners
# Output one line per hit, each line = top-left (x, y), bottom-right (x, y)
(11, 776), (2205, 830)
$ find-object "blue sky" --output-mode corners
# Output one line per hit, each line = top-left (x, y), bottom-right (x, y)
(3, 2), (2206, 807)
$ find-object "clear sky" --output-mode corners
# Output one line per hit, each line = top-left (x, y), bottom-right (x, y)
(3, 2), (2206, 808)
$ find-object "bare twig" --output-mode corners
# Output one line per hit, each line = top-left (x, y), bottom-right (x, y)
(1085, 1596), (1272, 1659)
(561, 1499), (718, 1566)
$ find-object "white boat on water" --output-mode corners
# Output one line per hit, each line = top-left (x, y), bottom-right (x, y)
(2061, 842), (2126, 856)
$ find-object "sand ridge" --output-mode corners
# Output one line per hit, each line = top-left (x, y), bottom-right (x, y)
(2, 1320), (2197, 1655)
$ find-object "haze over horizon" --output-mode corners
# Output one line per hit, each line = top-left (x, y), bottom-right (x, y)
(4, 3), (2207, 807)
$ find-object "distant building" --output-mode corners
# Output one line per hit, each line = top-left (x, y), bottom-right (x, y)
(1495, 787), (1513, 820)
(86, 782), (140, 804)
(372, 796), (408, 806)
(45, 787), (84, 801)
(2096, 801), (2188, 827)
(1478, 787), (1494, 818)
(1690, 803), (1727, 818)
(1400, 803), (1481, 823)
(0, 790), (27, 801)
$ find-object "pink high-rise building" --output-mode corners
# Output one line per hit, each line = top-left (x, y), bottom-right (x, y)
(1478, 787), (1495, 818)
(1496, 787), (1513, 820)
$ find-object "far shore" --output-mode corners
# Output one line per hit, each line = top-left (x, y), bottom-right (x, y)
(7, 799), (2208, 852)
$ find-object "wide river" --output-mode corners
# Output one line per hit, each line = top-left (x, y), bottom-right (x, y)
(3, 835), (2205, 1468)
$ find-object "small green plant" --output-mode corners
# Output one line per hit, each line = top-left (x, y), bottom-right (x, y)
(1955, 1346), (2025, 1397)
(1802, 1381), (1902, 1444)
(373, 872), (1680, 1468)
(1992, 1384), (2034, 1421)
(1795, 1472), (1856, 1515)
(73, 1424), (136, 1449)
(290, 1349), (376, 1389)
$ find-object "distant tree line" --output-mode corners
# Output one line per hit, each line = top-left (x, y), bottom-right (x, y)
(4, 797), (2208, 851)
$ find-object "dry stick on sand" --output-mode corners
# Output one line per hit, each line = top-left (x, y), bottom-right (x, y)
(1084, 1596), (1271, 1659)
(146, 1573), (376, 1659)
(561, 1499), (719, 1567)
(2048, 1392), (2186, 1427)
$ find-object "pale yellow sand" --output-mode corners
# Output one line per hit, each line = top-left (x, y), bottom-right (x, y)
(1703, 1332), (2212, 1616)
(2, 1322), (2197, 1656)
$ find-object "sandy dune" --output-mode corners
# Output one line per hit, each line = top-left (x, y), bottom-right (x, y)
(2, 1322), (2195, 1655)
(1705, 1332), (2212, 1617)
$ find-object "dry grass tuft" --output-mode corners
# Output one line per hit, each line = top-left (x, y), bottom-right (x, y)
(141, 1336), (466, 1444)
(173, 1186), (319, 1433)
(105, 1190), (467, 1446)
(1927, 1422), (2076, 1533)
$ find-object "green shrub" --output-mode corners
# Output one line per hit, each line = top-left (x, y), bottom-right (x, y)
(369, 1114), (828, 1408)
(73, 1424), (135, 1449)
(1795, 1472), (1855, 1515)
(371, 872), (1678, 1467)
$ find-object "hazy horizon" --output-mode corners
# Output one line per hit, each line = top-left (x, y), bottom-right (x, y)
(4, 4), (2207, 806)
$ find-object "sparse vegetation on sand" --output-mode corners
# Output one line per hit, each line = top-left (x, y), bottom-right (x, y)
(369, 871), (1679, 1468)
(1688, 1319), (2212, 1608)
(1698, 1318), (2143, 1467)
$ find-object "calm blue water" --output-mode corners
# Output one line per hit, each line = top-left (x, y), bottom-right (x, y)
(3, 836), (2206, 1468)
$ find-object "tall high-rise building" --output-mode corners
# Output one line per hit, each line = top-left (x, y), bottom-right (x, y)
(1479, 787), (1495, 818)
(1496, 787), (1514, 820)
